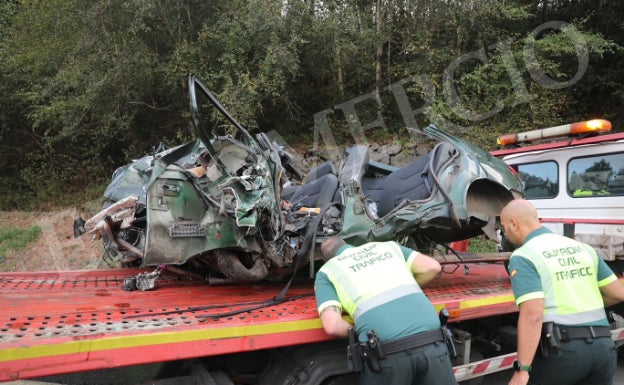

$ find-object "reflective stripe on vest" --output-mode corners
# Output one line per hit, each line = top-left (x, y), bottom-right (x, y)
(319, 242), (421, 322)
(354, 284), (422, 321)
(515, 233), (606, 325)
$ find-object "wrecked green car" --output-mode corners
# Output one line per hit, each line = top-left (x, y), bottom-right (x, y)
(76, 74), (523, 285)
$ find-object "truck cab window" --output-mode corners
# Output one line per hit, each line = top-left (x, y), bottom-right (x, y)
(516, 161), (558, 199)
(568, 152), (624, 197)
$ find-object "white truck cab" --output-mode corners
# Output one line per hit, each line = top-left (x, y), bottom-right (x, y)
(491, 120), (624, 269)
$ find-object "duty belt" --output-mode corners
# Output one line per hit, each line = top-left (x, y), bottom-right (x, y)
(558, 325), (611, 342)
(540, 322), (612, 357)
(381, 329), (445, 354)
(346, 309), (457, 373)
(347, 328), (452, 373)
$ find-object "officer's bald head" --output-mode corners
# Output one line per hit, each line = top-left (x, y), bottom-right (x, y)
(500, 199), (541, 246)
(321, 236), (347, 261)
(501, 199), (539, 224)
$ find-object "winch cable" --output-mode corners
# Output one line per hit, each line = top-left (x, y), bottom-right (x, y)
(195, 292), (315, 320)
(422, 234), (468, 275)
(124, 291), (315, 320)
(438, 241), (469, 275)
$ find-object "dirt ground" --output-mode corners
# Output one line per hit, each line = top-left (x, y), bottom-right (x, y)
(0, 204), (104, 272)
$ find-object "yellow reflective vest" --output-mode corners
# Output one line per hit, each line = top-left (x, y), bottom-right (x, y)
(318, 241), (422, 322)
(511, 232), (611, 325)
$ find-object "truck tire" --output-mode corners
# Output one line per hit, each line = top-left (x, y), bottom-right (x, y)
(258, 341), (358, 385)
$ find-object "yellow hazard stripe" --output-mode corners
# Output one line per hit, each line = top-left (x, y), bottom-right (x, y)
(0, 318), (323, 363)
(459, 293), (516, 309)
(433, 293), (516, 314)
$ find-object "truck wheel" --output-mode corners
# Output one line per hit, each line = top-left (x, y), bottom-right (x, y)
(144, 359), (235, 385)
(320, 373), (359, 385)
(258, 341), (358, 385)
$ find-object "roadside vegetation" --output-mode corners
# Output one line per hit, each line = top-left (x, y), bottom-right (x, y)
(0, 225), (42, 263)
(1, 1), (623, 211)
(467, 237), (499, 254)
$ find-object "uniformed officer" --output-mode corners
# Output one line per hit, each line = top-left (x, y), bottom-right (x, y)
(501, 199), (624, 385)
(314, 236), (457, 385)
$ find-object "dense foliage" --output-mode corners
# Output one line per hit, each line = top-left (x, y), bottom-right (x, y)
(1, 0), (622, 209)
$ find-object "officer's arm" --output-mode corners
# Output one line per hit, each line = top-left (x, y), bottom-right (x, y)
(410, 252), (441, 286)
(320, 306), (351, 338)
(510, 298), (543, 385)
(600, 279), (624, 306)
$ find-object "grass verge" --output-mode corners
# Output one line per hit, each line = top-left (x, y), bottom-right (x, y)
(0, 225), (42, 262)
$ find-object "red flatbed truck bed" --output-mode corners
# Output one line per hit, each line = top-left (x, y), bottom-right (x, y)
(0, 262), (518, 382)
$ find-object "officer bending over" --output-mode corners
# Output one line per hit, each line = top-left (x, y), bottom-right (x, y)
(314, 236), (457, 385)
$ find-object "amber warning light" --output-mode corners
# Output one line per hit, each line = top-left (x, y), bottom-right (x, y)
(497, 119), (612, 146)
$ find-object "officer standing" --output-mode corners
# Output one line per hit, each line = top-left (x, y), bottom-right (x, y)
(501, 199), (624, 385)
(314, 236), (457, 385)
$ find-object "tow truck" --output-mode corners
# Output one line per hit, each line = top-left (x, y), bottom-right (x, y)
(2, 256), (624, 384)
(492, 119), (624, 271)
(0, 262), (515, 384)
(3, 119), (624, 384)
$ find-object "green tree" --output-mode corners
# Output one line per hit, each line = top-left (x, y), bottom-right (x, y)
(1, 0), (623, 209)
(0, 0), (215, 208)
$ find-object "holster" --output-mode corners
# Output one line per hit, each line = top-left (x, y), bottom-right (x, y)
(346, 325), (453, 373)
(439, 308), (458, 359)
(347, 327), (363, 372)
(346, 328), (383, 373)
(539, 321), (562, 358)
(363, 330), (383, 372)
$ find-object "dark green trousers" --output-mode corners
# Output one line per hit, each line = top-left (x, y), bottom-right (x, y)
(529, 337), (617, 385)
(360, 341), (457, 385)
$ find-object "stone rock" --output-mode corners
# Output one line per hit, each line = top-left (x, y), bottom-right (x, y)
(386, 143), (403, 156)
